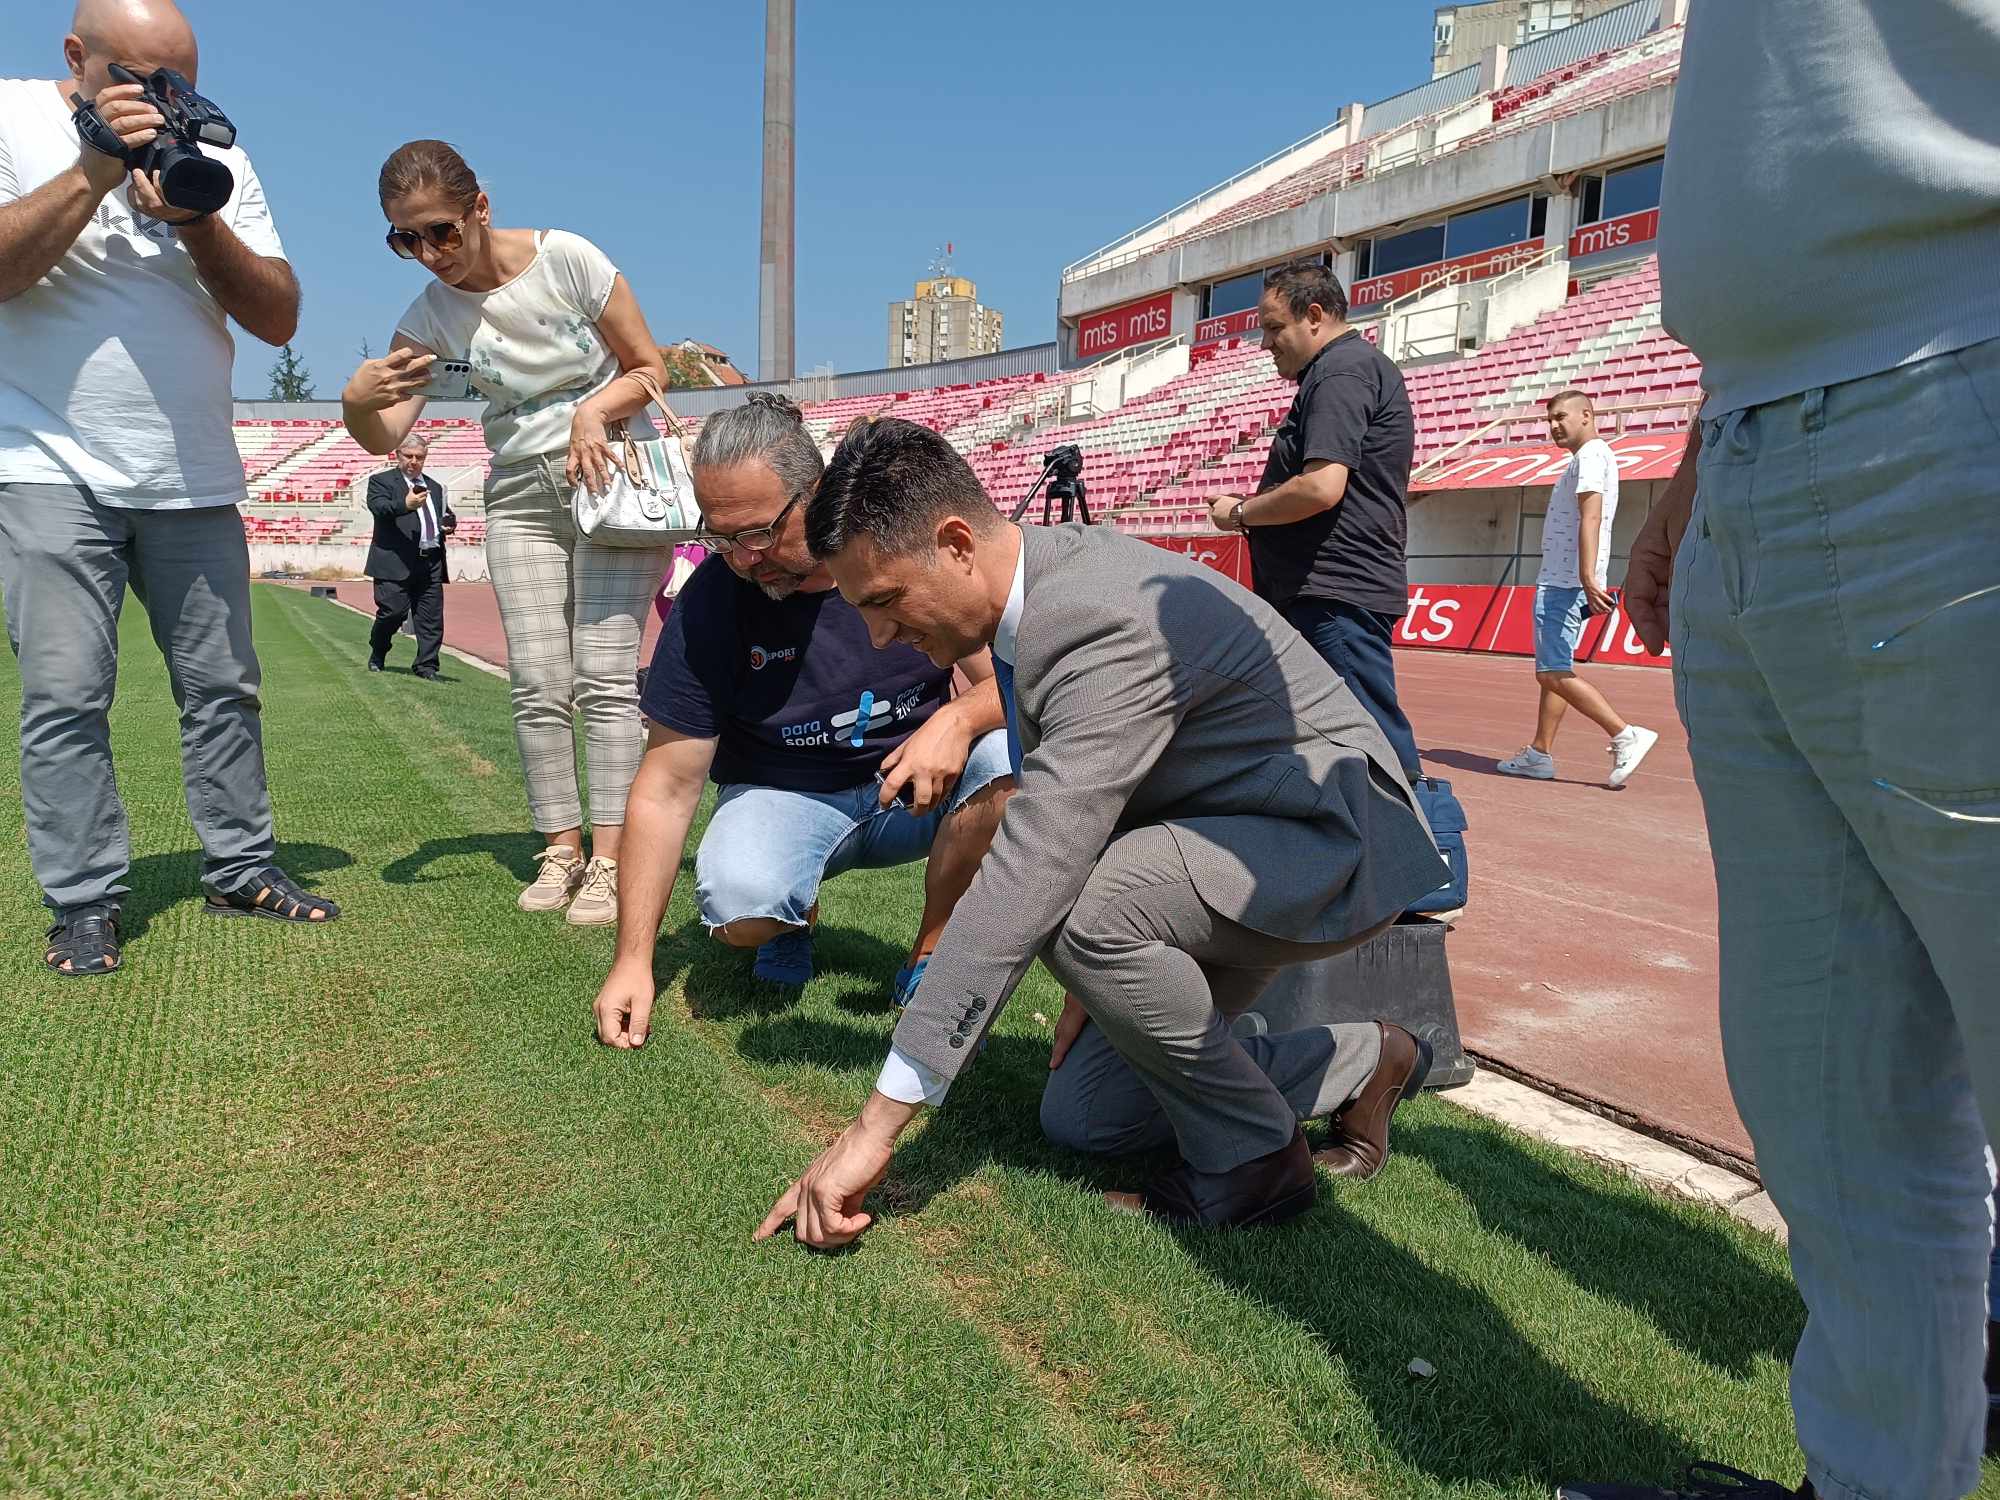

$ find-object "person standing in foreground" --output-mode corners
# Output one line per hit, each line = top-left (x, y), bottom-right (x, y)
(753, 419), (1447, 1247)
(342, 139), (673, 928)
(1495, 391), (1657, 787)
(0, 0), (339, 979)
(1558, 4), (2000, 1499)
(362, 433), (455, 679)
(1210, 260), (1423, 781)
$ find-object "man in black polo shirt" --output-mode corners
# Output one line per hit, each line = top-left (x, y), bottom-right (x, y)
(591, 395), (1013, 1048)
(1210, 260), (1422, 780)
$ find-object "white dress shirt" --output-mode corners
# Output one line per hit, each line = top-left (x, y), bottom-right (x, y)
(873, 534), (1027, 1106)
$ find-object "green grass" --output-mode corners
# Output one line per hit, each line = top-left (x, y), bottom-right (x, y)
(0, 584), (1946, 1498)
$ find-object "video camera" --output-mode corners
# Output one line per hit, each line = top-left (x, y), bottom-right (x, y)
(73, 64), (238, 216)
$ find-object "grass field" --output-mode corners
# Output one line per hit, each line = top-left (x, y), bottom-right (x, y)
(0, 583), (1893, 1498)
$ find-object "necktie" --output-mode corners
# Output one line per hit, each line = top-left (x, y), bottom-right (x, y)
(415, 487), (437, 551)
(993, 656), (1023, 777)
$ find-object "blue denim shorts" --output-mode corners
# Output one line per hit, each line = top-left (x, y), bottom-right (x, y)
(693, 728), (1012, 929)
(1533, 584), (1589, 673)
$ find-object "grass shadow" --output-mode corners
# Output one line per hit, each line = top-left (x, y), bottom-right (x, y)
(654, 921), (911, 1024)
(1398, 1115), (1803, 1376)
(123, 840), (356, 939)
(1176, 1203), (1706, 1489)
(383, 832), (544, 887)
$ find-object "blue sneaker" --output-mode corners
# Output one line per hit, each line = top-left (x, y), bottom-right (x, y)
(753, 928), (814, 986)
(891, 958), (929, 1010)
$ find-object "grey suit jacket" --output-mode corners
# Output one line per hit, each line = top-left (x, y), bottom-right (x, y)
(894, 523), (1445, 1086)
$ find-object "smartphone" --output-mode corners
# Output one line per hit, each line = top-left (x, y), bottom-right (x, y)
(418, 359), (473, 400)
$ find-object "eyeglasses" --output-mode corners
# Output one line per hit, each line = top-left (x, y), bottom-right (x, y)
(1871, 582), (2000, 824)
(696, 491), (805, 555)
(385, 219), (466, 260)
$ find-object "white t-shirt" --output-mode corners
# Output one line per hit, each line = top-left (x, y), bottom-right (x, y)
(394, 229), (636, 465)
(1537, 437), (1619, 590)
(0, 78), (285, 509)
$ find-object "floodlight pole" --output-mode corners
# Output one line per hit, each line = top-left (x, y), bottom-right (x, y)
(758, 0), (797, 383)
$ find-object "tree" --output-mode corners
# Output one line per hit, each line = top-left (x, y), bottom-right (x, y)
(267, 344), (314, 401)
(660, 344), (714, 391)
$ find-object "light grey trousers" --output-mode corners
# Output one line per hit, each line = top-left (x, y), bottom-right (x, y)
(483, 455), (667, 834)
(1675, 338), (2000, 1500)
(0, 482), (275, 918)
(1038, 824), (1385, 1175)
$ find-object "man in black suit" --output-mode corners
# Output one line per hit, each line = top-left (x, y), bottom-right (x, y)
(364, 434), (455, 678)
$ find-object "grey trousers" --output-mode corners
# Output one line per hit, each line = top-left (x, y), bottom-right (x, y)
(1675, 340), (2000, 1500)
(1038, 824), (1386, 1175)
(0, 482), (275, 918)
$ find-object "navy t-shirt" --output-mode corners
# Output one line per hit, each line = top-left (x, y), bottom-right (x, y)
(640, 555), (953, 792)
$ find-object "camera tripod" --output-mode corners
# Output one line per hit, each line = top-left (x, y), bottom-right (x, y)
(1008, 444), (1093, 527)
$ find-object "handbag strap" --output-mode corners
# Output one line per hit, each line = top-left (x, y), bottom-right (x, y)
(626, 369), (685, 442)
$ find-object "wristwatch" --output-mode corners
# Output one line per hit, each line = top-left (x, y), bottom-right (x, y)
(1229, 499), (1249, 532)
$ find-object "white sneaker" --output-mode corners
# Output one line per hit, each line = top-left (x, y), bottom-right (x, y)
(1496, 746), (1556, 780)
(1607, 726), (1659, 788)
(518, 845), (585, 912)
(565, 856), (620, 926)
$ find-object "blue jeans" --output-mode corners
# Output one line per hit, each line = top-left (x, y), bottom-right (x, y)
(1674, 337), (2000, 1500)
(1281, 597), (1422, 779)
(1532, 584), (1589, 673)
(693, 730), (1011, 930)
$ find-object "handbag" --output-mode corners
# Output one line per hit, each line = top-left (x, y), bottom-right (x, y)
(571, 369), (701, 547)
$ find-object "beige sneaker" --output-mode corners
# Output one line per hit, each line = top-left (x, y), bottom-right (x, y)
(518, 846), (585, 912)
(565, 855), (619, 926)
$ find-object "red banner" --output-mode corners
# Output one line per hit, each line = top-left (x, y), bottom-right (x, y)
(1194, 307), (1262, 345)
(1144, 541), (1669, 668)
(1569, 206), (1660, 261)
(1145, 533), (1252, 585)
(1413, 432), (1689, 492)
(1394, 584), (1668, 667)
(1076, 290), (1175, 358)
(1351, 238), (1546, 307)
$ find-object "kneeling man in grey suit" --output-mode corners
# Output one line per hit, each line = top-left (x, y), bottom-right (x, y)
(742, 419), (1448, 1243)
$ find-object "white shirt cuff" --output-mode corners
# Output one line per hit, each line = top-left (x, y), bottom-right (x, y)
(875, 1044), (952, 1106)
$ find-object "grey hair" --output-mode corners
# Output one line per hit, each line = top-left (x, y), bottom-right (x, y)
(690, 392), (824, 502)
(396, 432), (431, 453)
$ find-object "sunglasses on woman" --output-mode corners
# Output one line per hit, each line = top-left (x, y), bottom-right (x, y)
(385, 218), (466, 259)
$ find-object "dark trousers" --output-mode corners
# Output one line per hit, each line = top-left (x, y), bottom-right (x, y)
(1282, 597), (1421, 779)
(370, 554), (445, 675)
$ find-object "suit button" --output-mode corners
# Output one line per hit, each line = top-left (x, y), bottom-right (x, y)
(948, 1035), (964, 1049)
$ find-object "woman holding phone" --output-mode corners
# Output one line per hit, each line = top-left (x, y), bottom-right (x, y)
(342, 139), (670, 926)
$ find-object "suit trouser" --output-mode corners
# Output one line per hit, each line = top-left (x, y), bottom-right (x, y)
(1037, 823), (1385, 1175)
(1673, 338), (2000, 1500)
(0, 482), (275, 918)
(370, 553), (446, 675)
(483, 454), (667, 834)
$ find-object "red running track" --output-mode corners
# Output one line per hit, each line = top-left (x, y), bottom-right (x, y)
(318, 580), (1746, 1166)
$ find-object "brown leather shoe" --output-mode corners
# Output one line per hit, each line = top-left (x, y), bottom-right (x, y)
(1313, 1022), (1432, 1181)
(1104, 1127), (1316, 1228)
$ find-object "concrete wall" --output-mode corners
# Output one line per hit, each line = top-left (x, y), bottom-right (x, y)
(1058, 79), (1676, 333)
(250, 542), (490, 582)
(1407, 478), (1662, 585)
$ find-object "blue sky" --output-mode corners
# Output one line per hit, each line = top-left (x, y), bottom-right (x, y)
(2, 1), (1439, 396)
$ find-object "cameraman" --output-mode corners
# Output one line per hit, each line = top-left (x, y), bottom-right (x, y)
(0, 0), (336, 978)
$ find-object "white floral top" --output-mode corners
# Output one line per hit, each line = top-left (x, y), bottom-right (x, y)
(395, 229), (634, 463)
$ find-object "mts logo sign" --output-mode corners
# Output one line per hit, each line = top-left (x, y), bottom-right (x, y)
(1569, 207), (1661, 260)
(1076, 291), (1175, 358)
